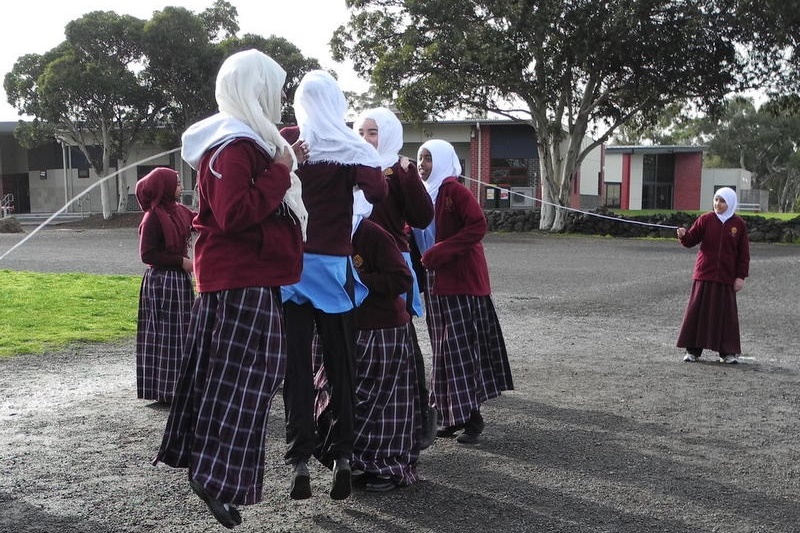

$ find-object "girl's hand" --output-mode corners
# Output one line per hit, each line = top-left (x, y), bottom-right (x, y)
(292, 139), (310, 164)
(274, 145), (294, 169)
(734, 278), (745, 292)
(677, 227), (687, 238)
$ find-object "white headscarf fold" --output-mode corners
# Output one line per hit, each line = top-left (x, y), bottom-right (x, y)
(351, 189), (374, 237)
(418, 139), (461, 204)
(212, 49), (308, 238)
(295, 70), (381, 167)
(714, 187), (738, 223)
(352, 107), (402, 170)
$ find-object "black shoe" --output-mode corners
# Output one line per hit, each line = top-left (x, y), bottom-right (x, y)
(436, 424), (464, 438)
(290, 460), (312, 500)
(189, 479), (238, 529)
(351, 469), (367, 488)
(464, 410), (485, 435)
(365, 474), (398, 492)
(456, 432), (480, 445)
(330, 457), (352, 500)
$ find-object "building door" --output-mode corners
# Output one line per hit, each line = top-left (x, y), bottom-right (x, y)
(641, 154), (675, 210)
(1, 173), (31, 214)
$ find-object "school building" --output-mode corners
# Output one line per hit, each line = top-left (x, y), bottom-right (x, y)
(0, 120), (759, 218)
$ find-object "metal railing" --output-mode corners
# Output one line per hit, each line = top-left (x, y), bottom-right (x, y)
(1, 193), (14, 218)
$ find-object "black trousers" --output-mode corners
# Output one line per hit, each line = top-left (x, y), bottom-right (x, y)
(283, 301), (355, 466)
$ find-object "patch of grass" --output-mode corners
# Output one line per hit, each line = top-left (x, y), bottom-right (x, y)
(0, 270), (140, 357)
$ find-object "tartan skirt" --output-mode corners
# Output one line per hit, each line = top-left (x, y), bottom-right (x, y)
(424, 272), (514, 428)
(136, 267), (195, 402)
(153, 287), (286, 506)
(677, 280), (742, 355)
(314, 324), (420, 486)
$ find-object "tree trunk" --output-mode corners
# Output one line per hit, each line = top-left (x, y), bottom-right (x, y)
(100, 179), (113, 220)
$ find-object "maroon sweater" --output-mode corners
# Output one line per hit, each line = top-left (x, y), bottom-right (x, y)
(421, 178), (491, 296)
(296, 162), (386, 256)
(352, 219), (412, 330)
(679, 211), (750, 285)
(139, 207), (194, 269)
(368, 160), (433, 252)
(192, 139), (304, 292)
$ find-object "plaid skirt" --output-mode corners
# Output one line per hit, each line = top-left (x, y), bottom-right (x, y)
(136, 267), (195, 402)
(677, 280), (742, 355)
(153, 287), (286, 506)
(314, 324), (420, 486)
(424, 272), (514, 428)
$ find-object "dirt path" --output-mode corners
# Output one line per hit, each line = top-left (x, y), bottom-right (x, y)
(1, 229), (799, 532)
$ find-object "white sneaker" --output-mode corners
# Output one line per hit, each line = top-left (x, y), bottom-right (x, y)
(683, 353), (698, 362)
(720, 355), (739, 364)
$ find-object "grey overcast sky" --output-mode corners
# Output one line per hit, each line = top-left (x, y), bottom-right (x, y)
(0, 0), (366, 121)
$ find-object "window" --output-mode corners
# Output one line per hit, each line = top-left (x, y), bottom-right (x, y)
(605, 183), (621, 208)
(489, 158), (539, 187)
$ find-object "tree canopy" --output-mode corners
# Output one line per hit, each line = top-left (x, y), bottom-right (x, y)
(333, 0), (779, 229)
(3, 0), (323, 218)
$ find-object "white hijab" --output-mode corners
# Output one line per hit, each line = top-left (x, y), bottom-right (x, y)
(294, 70), (381, 167)
(351, 189), (374, 237)
(352, 107), (402, 170)
(213, 49), (308, 237)
(418, 139), (461, 204)
(714, 187), (738, 224)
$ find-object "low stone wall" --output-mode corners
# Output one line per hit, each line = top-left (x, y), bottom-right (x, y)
(485, 208), (800, 244)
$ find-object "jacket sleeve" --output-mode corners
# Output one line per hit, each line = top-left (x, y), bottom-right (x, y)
(396, 162), (434, 229)
(422, 182), (487, 270)
(736, 218), (750, 279)
(356, 165), (388, 204)
(679, 214), (704, 248)
(356, 223), (413, 298)
(203, 140), (292, 233)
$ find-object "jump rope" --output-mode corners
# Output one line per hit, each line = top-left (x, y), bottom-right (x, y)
(0, 147), (683, 263)
(455, 172), (681, 231)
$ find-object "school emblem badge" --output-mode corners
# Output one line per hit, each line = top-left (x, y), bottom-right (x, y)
(353, 254), (364, 269)
(731, 227), (738, 236)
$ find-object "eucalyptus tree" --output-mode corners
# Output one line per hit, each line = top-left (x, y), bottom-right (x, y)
(4, 11), (163, 218)
(333, 0), (751, 230)
(702, 97), (800, 212)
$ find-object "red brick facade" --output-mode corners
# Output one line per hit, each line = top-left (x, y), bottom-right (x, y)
(672, 152), (703, 211)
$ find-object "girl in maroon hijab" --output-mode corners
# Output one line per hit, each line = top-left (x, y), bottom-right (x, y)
(134, 166), (196, 404)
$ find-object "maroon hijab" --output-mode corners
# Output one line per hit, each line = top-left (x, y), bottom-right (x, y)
(135, 167), (194, 255)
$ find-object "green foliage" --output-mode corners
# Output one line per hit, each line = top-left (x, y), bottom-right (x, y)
(0, 271), (140, 357)
(335, 0), (758, 231)
(217, 34), (323, 124)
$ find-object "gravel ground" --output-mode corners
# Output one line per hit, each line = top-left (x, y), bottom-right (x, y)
(1, 224), (799, 533)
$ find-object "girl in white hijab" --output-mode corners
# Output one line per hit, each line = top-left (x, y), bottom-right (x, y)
(182, 48), (308, 237)
(280, 69), (386, 503)
(713, 186), (738, 224)
(677, 186), (750, 364)
(411, 139), (462, 255)
(352, 107), (403, 170)
(155, 50), (307, 529)
(412, 139), (513, 446)
(295, 70), (381, 168)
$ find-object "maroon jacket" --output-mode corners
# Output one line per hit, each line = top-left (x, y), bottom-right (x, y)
(679, 211), (750, 285)
(421, 178), (491, 296)
(352, 219), (413, 330)
(192, 139), (304, 292)
(139, 209), (193, 269)
(368, 159), (433, 253)
(296, 162), (387, 256)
